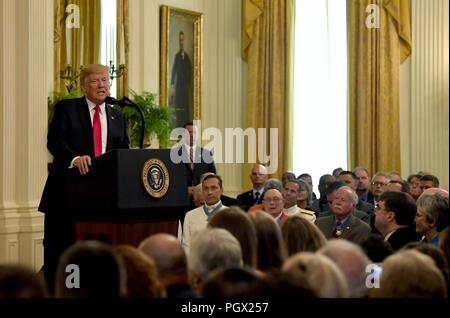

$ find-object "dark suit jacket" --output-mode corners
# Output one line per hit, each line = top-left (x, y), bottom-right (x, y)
(315, 214), (372, 245)
(387, 226), (421, 250)
(39, 97), (129, 213)
(236, 190), (257, 211)
(176, 145), (216, 187)
(357, 200), (375, 216)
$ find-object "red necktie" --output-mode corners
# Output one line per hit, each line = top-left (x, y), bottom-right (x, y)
(189, 147), (194, 171)
(93, 105), (102, 157)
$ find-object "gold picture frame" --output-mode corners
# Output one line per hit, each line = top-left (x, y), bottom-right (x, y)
(160, 5), (203, 128)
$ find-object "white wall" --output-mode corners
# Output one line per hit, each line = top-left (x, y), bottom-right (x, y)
(400, 0), (449, 187)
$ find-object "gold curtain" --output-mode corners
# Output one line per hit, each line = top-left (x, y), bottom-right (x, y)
(116, 0), (129, 98)
(54, 0), (101, 93)
(347, 0), (411, 176)
(241, 0), (293, 189)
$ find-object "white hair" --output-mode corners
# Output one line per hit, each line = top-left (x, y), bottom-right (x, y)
(188, 227), (243, 282)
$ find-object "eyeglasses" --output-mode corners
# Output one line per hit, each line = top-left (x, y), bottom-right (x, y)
(372, 182), (387, 187)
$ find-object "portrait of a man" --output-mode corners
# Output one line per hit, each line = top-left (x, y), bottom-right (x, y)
(170, 31), (192, 128)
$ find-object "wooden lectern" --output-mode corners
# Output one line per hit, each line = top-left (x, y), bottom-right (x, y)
(63, 149), (190, 246)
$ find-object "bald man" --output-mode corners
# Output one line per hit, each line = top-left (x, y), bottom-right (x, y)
(262, 189), (287, 224)
(237, 164), (268, 211)
(139, 233), (197, 298)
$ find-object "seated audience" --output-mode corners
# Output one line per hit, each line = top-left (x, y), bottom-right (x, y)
(138, 233), (197, 298)
(419, 174), (440, 191)
(353, 166), (372, 202)
(261, 189), (287, 223)
(187, 227), (242, 292)
(283, 252), (349, 298)
(415, 192), (449, 246)
(319, 240), (371, 298)
(298, 173), (317, 200)
(0, 265), (47, 298)
(114, 245), (166, 298)
(368, 172), (388, 206)
(280, 215), (326, 256)
(372, 250), (447, 298)
(281, 171), (296, 186)
(296, 178), (314, 210)
(374, 191), (420, 250)
(248, 210), (286, 272)
(247, 178), (283, 212)
(208, 206), (258, 268)
(407, 173), (422, 200)
(282, 179), (316, 222)
(360, 234), (393, 263)
(338, 170), (375, 216)
(54, 241), (126, 298)
(386, 179), (410, 193)
(310, 174), (335, 213)
(236, 164), (268, 211)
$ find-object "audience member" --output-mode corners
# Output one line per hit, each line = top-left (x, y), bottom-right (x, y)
(353, 167), (372, 202)
(280, 215), (326, 256)
(338, 171), (375, 216)
(386, 179), (410, 193)
(208, 207), (258, 268)
(262, 189), (287, 223)
(415, 192), (449, 246)
(298, 173), (317, 200)
(236, 164), (268, 211)
(282, 179), (316, 222)
(281, 171), (296, 186)
(310, 174), (335, 213)
(247, 178), (283, 212)
(360, 234), (393, 263)
(0, 265), (47, 298)
(368, 172), (388, 205)
(407, 173), (422, 200)
(332, 167), (343, 178)
(138, 233), (197, 298)
(419, 174), (440, 191)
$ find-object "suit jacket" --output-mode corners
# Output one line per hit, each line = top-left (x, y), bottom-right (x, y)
(237, 190), (258, 211)
(315, 214), (371, 245)
(387, 226), (421, 250)
(317, 209), (370, 224)
(176, 145), (216, 187)
(39, 97), (129, 213)
(357, 200), (375, 216)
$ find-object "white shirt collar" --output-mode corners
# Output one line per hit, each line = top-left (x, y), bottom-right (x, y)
(253, 188), (264, 195)
(85, 97), (105, 113)
(384, 229), (398, 241)
(204, 200), (222, 212)
(284, 205), (299, 216)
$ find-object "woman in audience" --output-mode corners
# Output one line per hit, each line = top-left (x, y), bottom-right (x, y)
(296, 179), (312, 210)
(208, 207), (258, 268)
(372, 249), (447, 298)
(114, 245), (166, 298)
(248, 210), (286, 272)
(280, 215), (326, 256)
(283, 252), (349, 298)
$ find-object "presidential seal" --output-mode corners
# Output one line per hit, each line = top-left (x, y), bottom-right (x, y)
(142, 158), (169, 198)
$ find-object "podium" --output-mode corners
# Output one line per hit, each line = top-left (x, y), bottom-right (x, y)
(64, 149), (190, 246)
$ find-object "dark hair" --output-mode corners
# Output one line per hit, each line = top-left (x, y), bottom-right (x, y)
(0, 265), (47, 298)
(183, 122), (193, 128)
(360, 234), (393, 263)
(420, 175), (440, 187)
(388, 179), (410, 193)
(379, 191), (417, 226)
(298, 173), (311, 179)
(339, 171), (357, 179)
(407, 174), (421, 183)
(325, 181), (346, 196)
(202, 174), (223, 189)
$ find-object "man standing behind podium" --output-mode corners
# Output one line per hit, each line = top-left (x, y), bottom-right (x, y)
(38, 64), (129, 293)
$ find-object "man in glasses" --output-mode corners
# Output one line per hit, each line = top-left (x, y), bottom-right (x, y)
(369, 172), (388, 206)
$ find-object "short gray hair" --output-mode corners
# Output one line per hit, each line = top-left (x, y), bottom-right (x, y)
(338, 186), (359, 205)
(188, 228), (243, 282)
(263, 178), (283, 192)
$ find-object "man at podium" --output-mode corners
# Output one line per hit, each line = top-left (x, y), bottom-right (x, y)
(38, 64), (129, 293)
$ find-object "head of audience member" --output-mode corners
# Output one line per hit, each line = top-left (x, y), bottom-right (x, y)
(422, 187), (449, 197)
(80, 64), (110, 105)
(114, 245), (166, 298)
(248, 211), (286, 272)
(251, 270), (317, 298)
(386, 179), (410, 193)
(0, 265), (47, 298)
(282, 179), (308, 209)
(262, 178), (283, 193)
(283, 252), (349, 298)
(202, 174), (223, 206)
(188, 228), (242, 290)
(332, 167), (344, 178)
(298, 173), (313, 194)
(415, 193), (449, 240)
(338, 171), (358, 191)
(330, 186), (358, 221)
(387, 171), (402, 182)
(200, 267), (262, 299)
(138, 234), (188, 285)
(281, 171), (296, 187)
(353, 167), (370, 195)
(318, 174), (335, 200)
(183, 122), (197, 146)
(208, 207), (258, 268)
(192, 183), (204, 207)
(262, 189), (284, 218)
(325, 181), (346, 209)
(420, 174), (440, 192)
(407, 174), (422, 199)
(280, 215), (326, 256)
(370, 172), (388, 200)
(250, 164), (268, 190)
(319, 240), (371, 298)
(296, 179), (312, 209)
(374, 191), (417, 238)
(55, 241), (126, 298)
(402, 242), (449, 288)
(372, 250), (447, 298)
(360, 234), (393, 263)
(417, 170), (431, 177)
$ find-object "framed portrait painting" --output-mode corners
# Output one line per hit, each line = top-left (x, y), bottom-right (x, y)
(160, 6), (203, 128)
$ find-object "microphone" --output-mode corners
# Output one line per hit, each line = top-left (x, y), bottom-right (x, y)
(105, 96), (146, 149)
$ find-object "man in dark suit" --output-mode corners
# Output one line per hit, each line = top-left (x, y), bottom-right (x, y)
(39, 64), (129, 292)
(236, 164), (268, 211)
(374, 191), (421, 250)
(315, 186), (371, 245)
